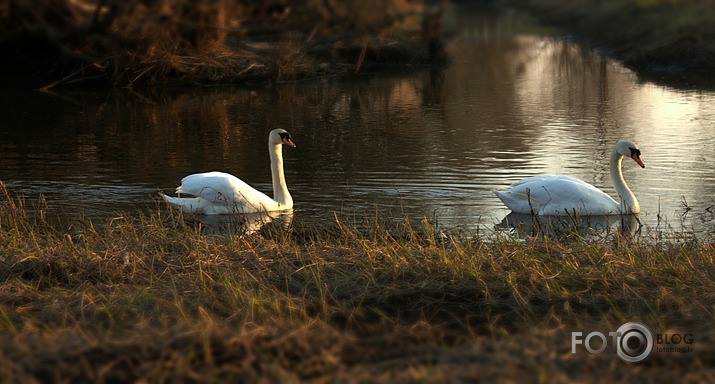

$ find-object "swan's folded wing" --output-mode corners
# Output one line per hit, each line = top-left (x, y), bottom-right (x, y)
(507, 174), (593, 189)
(178, 172), (243, 200)
(177, 171), (279, 213)
(498, 176), (619, 215)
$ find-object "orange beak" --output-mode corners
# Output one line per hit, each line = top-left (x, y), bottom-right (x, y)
(283, 138), (296, 148)
(631, 153), (645, 168)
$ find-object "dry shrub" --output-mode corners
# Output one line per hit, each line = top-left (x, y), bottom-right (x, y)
(0, 0), (442, 88)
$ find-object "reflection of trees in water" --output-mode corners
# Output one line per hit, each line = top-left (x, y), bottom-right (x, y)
(0, 68), (449, 186)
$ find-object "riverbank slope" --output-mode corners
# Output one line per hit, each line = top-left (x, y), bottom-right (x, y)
(503, 0), (715, 80)
(0, 0), (446, 89)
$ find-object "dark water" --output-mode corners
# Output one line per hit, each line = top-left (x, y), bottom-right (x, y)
(2, 4), (715, 238)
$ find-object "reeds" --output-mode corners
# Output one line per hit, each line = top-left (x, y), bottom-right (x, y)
(1, 0), (446, 89)
(0, 182), (714, 381)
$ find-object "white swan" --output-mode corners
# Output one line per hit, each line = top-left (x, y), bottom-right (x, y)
(495, 140), (645, 215)
(161, 129), (296, 214)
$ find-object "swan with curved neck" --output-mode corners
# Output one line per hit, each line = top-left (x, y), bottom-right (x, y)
(161, 129), (296, 214)
(496, 140), (645, 215)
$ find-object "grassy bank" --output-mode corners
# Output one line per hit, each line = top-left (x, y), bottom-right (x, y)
(503, 0), (715, 79)
(0, 0), (445, 89)
(1, 183), (714, 381)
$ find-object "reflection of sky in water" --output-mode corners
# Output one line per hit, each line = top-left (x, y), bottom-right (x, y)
(1, 4), (715, 238)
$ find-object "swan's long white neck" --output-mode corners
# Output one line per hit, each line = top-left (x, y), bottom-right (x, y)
(610, 148), (639, 214)
(269, 142), (292, 208)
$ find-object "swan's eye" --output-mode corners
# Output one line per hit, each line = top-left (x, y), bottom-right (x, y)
(279, 132), (291, 141)
(629, 147), (641, 156)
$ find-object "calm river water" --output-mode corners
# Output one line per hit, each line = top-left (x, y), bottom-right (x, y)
(2, 4), (715, 238)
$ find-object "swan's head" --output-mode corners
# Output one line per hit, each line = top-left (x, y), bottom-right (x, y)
(615, 140), (645, 168)
(270, 129), (296, 148)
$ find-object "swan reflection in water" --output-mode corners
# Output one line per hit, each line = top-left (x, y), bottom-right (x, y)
(184, 210), (294, 235)
(496, 212), (641, 240)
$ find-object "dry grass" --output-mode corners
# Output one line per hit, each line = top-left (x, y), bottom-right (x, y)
(0, 0), (445, 89)
(1, 181), (714, 382)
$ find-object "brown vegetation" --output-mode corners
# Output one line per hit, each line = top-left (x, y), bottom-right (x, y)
(0, 0), (446, 89)
(1, 181), (714, 381)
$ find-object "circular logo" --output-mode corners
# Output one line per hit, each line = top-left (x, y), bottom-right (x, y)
(616, 322), (653, 362)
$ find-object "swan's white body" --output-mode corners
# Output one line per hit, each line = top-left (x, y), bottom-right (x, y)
(496, 140), (645, 216)
(161, 129), (295, 214)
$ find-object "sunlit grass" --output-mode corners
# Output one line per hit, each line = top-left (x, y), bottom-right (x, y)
(0, 181), (714, 381)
